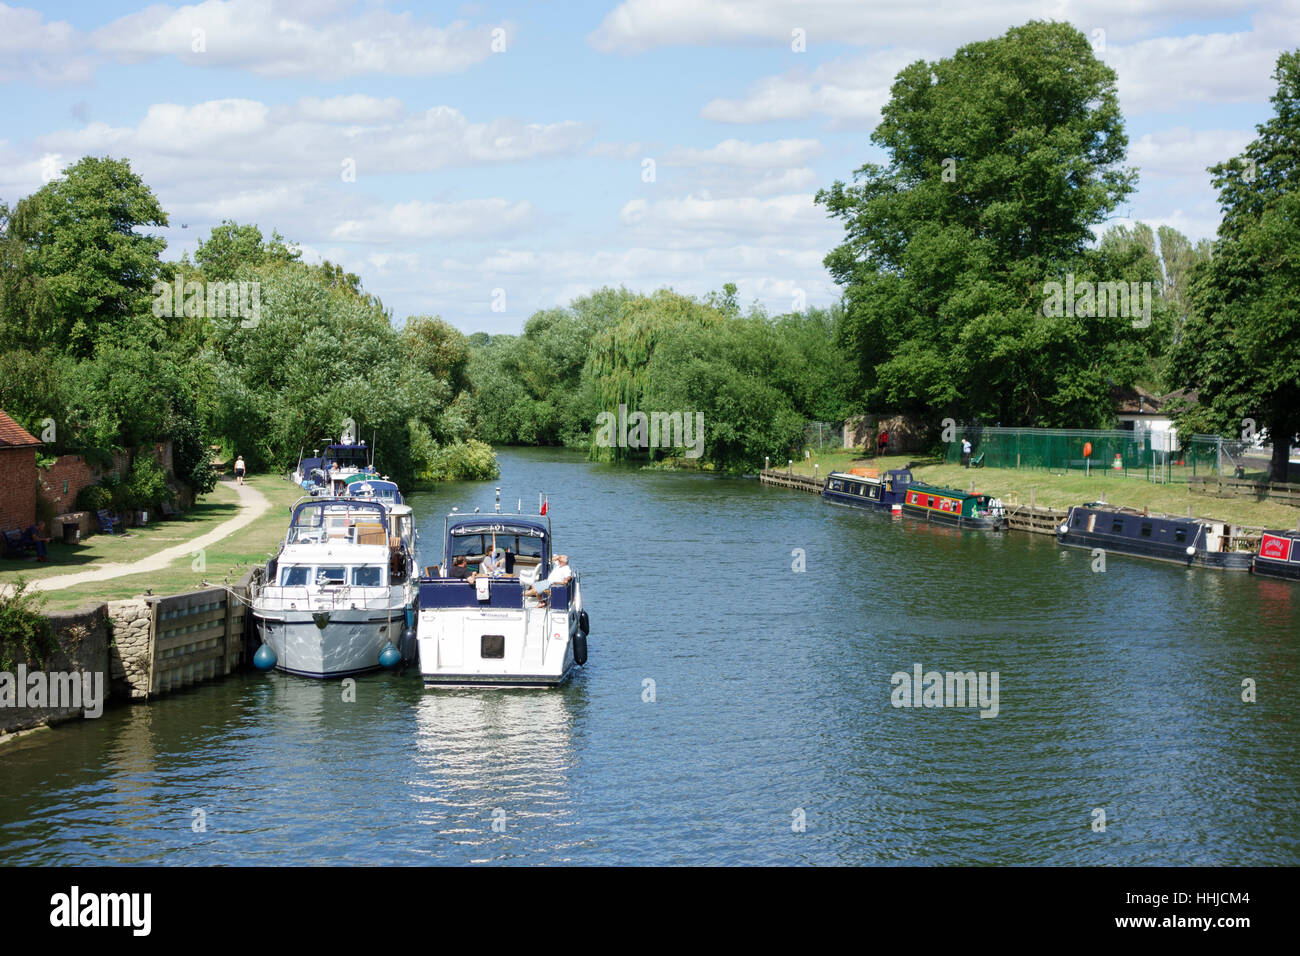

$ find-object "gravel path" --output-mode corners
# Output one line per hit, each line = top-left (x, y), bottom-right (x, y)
(25, 480), (270, 593)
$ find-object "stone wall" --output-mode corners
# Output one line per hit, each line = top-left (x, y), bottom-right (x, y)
(844, 413), (930, 453)
(107, 598), (154, 701)
(1, 604), (110, 737)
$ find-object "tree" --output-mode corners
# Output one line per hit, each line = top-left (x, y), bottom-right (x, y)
(1171, 51), (1300, 481)
(817, 21), (1139, 429)
(0, 156), (167, 357)
(194, 220), (300, 280)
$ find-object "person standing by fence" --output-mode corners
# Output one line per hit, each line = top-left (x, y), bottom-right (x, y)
(962, 438), (972, 467)
(878, 430), (889, 457)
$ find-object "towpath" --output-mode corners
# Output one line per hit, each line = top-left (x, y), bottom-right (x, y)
(26, 480), (269, 593)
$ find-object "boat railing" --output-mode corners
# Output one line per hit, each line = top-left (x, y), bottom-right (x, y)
(252, 584), (398, 611)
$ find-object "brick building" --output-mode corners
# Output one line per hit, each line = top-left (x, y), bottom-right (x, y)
(0, 408), (41, 531)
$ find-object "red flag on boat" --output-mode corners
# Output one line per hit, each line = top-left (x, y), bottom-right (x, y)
(540, 496), (548, 516)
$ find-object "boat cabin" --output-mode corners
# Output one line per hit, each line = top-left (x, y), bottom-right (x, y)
(824, 468), (913, 508)
(269, 498), (413, 589)
(419, 513), (571, 611)
(904, 482), (996, 520)
(345, 476), (404, 506)
(1254, 530), (1300, 581)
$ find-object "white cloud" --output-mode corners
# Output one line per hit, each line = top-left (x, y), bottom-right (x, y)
(1128, 128), (1253, 181)
(618, 193), (838, 247)
(91, 0), (503, 77)
(331, 198), (538, 242)
(700, 50), (924, 128)
(0, 4), (95, 84)
(589, 0), (1257, 54)
(662, 138), (823, 167)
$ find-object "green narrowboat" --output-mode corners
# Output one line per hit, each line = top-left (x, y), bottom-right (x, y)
(901, 482), (1007, 530)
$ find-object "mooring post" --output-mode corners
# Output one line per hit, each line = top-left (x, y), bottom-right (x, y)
(1029, 487), (1036, 510)
(788, 459), (793, 477)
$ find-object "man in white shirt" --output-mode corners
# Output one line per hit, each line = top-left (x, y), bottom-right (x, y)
(523, 554), (572, 607)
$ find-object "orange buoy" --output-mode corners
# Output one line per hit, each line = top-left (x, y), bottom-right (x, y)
(1083, 442), (1092, 458)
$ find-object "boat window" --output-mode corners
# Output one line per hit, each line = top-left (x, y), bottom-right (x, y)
(1072, 513), (1086, 527)
(1140, 523), (1152, 538)
(1174, 528), (1187, 543)
(1111, 519), (1124, 534)
(352, 565), (384, 587)
(829, 479), (841, 492)
(280, 566), (310, 587)
(315, 566), (347, 586)
(928, 497), (936, 508)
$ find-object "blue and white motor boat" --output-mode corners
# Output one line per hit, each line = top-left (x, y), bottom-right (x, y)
(416, 504), (588, 688)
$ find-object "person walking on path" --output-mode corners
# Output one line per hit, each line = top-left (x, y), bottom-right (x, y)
(961, 438), (972, 468)
(877, 430), (889, 457)
(234, 455), (246, 485)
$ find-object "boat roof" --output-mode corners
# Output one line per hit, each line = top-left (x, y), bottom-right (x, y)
(446, 513), (549, 538)
(1069, 503), (1228, 527)
(290, 497), (389, 523)
(828, 468), (912, 482)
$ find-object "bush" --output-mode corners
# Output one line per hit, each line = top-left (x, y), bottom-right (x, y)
(0, 580), (57, 671)
(125, 456), (168, 510)
(75, 482), (113, 513)
(420, 439), (500, 481)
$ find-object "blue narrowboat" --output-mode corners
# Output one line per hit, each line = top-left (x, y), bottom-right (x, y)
(1254, 530), (1300, 581)
(823, 468), (914, 511)
(1056, 505), (1254, 571)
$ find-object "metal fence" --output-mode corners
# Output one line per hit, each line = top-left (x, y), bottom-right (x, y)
(804, 421), (843, 450)
(943, 427), (1261, 484)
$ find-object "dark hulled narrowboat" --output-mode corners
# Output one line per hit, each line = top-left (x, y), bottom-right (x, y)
(900, 482), (1007, 530)
(1254, 530), (1300, 581)
(823, 468), (914, 512)
(1056, 505), (1254, 571)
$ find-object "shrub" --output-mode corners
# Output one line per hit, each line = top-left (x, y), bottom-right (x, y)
(0, 580), (57, 671)
(420, 439), (500, 481)
(75, 482), (113, 513)
(125, 456), (168, 510)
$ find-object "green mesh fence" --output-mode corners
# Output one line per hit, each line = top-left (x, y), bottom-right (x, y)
(944, 427), (1230, 483)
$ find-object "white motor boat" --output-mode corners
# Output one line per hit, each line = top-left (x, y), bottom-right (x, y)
(416, 507), (588, 688)
(251, 497), (418, 678)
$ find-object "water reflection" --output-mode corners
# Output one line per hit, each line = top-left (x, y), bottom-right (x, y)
(407, 686), (586, 862)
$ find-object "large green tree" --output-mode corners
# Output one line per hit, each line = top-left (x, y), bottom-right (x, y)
(1171, 51), (1300, 481)
(0, 156), (167, 357)
(818, 21), (1140, 429)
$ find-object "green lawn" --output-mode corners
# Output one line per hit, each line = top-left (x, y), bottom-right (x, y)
(4, 475), (304, 611)
(784, 449), (1300, 529)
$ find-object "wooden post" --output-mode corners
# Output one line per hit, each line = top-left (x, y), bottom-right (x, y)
(1029, 488), (1036, 510)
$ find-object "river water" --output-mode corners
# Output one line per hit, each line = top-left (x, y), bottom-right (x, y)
(2, 447), (1297, 865)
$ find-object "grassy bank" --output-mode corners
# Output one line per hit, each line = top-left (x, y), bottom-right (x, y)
(3, 475), (303, 612)
(785, 450), (1300, 529)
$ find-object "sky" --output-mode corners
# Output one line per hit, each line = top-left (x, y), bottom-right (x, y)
(0, 0), (1294, 334)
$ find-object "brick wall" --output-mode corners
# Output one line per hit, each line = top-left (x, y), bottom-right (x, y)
(0, 446), (37, 530)
(39, 454), (98, 514)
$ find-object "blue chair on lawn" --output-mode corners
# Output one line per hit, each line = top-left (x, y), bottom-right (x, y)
(96, 510), (123, 535)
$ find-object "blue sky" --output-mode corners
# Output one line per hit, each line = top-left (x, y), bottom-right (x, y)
(0, 1), (1292, 333)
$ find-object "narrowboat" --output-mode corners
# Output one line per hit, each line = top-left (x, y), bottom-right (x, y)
(1254, 530), (1300, 581)
(1056, 505), (1254, 571)
(823, 468), (914, 512)
(901, 482), (1007, 530)
(415, 503), (588, 688)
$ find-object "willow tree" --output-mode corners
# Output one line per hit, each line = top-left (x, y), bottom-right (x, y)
(1171, 51), (1300, 482)
(582, 289), (723, 461)
(818, 21), (1140, 429)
